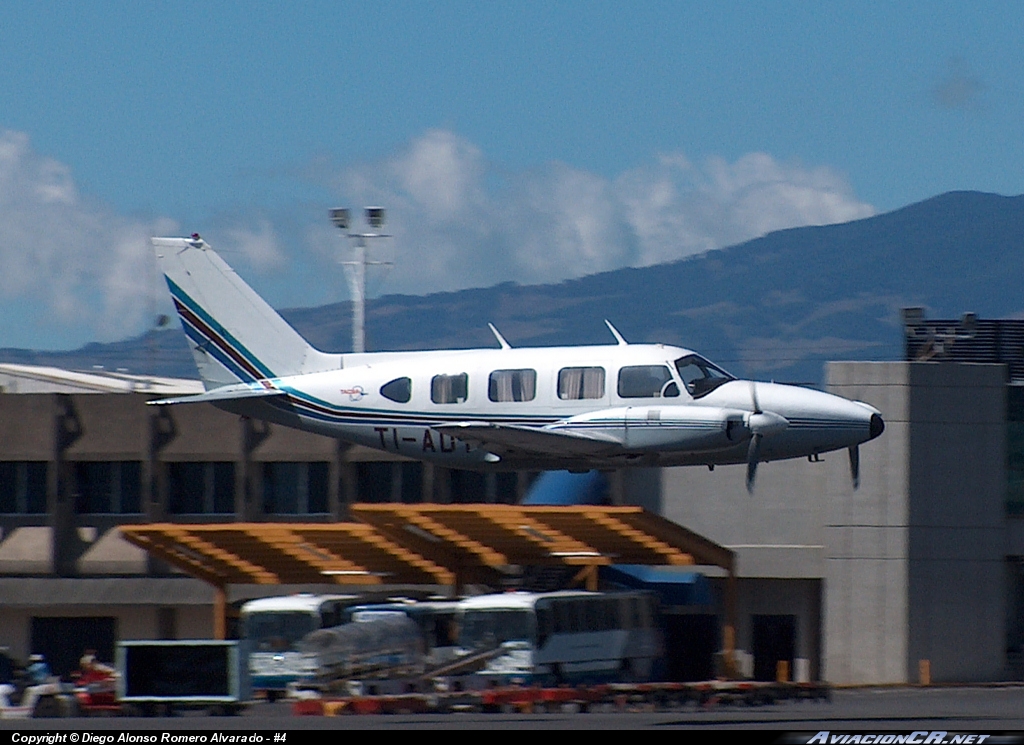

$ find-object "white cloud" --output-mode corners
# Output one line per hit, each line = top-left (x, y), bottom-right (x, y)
(334, 130), (875, 296)
(0, 130), (179, 344)
(222, 219), (284, 271)
(0, 126), (875, 348)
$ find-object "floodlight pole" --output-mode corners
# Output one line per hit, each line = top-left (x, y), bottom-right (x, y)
(330, 207), (391, 354)
(348, 235), (367, 354)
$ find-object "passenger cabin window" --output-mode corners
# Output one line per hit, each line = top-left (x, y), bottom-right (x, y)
(488, 369), (537, 402)
(431, 373), (469, 404)
(675, 354), (734, 398)
(558, 367), (605, 400)
(617, 365), (679, 398)
(380, 377), (412, 403)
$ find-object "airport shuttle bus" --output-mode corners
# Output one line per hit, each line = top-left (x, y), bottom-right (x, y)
(457, 591), (663, 685)
(240, 594), (358, 700)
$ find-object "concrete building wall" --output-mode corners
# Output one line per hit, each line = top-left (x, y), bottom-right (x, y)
(63, 395), (150, 460)
(0, 603), (214, 661)
(661, 361), (1007, 684)
(660, 451), (828, 581)
(905, 364), (1006, 682)
(824, 362), (911, 683)
(825, 362), (1006, 683)
(0, 396), (54, 459)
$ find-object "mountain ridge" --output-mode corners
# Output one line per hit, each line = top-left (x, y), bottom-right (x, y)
(4, 190), (1022, 385)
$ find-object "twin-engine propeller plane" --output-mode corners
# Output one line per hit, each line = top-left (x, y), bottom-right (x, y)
(151, 235), (884, 492)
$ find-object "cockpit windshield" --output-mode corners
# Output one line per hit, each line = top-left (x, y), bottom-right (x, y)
(674, 355), (735, 398)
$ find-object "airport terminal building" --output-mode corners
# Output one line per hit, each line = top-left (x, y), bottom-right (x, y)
(0, 331), (1018, 684)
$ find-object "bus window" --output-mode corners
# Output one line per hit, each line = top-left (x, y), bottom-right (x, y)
(536, 604), (553, 647)
(459, 610), (534, 650)
(243, 611), (318, 652)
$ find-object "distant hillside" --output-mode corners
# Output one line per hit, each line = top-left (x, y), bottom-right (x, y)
(4, 190), (1023, 385)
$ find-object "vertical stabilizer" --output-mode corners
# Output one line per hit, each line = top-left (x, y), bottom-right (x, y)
(153, 236), (339, 389)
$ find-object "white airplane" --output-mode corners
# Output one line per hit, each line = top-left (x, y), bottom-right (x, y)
(150, 235), (884, 492)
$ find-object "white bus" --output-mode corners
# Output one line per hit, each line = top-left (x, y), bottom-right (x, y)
(457, 591), (663, 685)
(240, 594), (357, 700)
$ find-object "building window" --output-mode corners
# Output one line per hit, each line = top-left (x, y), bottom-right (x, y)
(263, 462), (329, 515)
(386, 462), (423, 503)
(168, 462), (235, 515)
(0, 462), (47, 514)
(488, 369), (537, 402)
(431, 373), (468, 404)
(558, 367), (605, 400)
(450, 469), (485, 504)
(73, 462), (142, 514)
(356, 462), (393, 503)
(448, 469), (517, 503)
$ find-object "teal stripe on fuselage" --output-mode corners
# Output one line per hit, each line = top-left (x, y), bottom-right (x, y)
(270, 385), (560, 428)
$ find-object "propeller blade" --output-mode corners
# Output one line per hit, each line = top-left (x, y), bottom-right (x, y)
(848, 444), (860, 490)
(750, 381), (761, 414)
(746, 433), (762, 494)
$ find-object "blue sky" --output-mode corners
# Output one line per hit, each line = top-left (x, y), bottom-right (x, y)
(0, 1), (1021, 349)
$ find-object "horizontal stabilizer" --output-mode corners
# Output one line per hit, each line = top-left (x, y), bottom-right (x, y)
(435, 422), (622, 458)
(147, 385), (288, 407)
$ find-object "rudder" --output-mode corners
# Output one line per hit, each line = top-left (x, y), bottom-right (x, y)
(153, 236), (339, 389)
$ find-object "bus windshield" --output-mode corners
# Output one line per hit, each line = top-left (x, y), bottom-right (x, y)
(459, 610), (535, 650)
(242, 611), (318, 652)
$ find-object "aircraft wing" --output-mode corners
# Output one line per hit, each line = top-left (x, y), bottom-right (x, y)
(434, 422), (623, 458)
(147, 386), (288, 406)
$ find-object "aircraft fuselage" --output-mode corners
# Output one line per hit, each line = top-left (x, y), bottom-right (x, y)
(211, 342), (882, 472)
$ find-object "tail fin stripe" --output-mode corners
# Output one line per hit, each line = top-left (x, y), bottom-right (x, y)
(174, 298), (262, 384)
(171, 293), (264, 383)
(168, 279), (275, 381)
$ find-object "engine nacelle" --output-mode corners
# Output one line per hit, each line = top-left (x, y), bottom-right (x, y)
(552, 405), (751, 452)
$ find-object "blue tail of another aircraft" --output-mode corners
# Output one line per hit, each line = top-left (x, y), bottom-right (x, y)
(522, 470), (608, 505)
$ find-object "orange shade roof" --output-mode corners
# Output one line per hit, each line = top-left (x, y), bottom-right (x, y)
(120, 504), (732, 588)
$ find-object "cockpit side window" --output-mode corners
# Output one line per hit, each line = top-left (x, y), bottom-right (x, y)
(380, 377), (412, 403)
(617, 365), (679, 398)
(431, 373), (469, 404)
(674, 355), (734, 398)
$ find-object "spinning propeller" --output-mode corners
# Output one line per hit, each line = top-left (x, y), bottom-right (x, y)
(745, 382), (789, 494)
(848, 444), (860, 490)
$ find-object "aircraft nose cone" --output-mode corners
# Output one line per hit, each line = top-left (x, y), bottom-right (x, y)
(869, 413), (884, 440)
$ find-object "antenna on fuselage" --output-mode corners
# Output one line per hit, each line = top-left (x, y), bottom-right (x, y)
(604, 320), (628, 346)
(488, 323), (512, 350)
